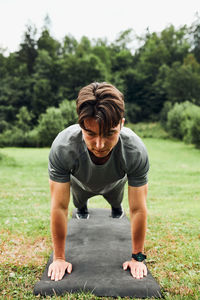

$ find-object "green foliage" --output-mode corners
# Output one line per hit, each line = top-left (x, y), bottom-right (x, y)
(159, 101), (173, 128)
(0, 127), (32, 147)
(16, 106), (33, 132)
(166, 101), (200, 148)
(1, 19), (200, 147)
(126, 122), (169, 139)
(165, 60), (200, 105)
(59, 100), (77, 128)
(125, 102), (142, 123)
(37, 107), (64, 146)
(37, 100), (77, 147)
(188, 113), (200, 148)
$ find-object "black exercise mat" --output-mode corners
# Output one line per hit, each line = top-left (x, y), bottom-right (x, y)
(33, 208), (162, 298)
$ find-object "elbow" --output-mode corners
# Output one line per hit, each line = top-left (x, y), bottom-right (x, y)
(129, 206), (148, 217)
(51, 204), (69, 217)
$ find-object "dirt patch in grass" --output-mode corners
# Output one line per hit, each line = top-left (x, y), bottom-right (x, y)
(0, 229), (51, 266)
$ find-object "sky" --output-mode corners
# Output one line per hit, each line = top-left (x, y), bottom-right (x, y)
(0, 0), (200, 54)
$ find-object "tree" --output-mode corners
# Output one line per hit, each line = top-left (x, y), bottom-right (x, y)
(16, 106), (33, 132)
(37, 29), (61, 58)
(164, 60), (200, 105)
(17, 24), (38, 74)
(62, 34), (78, 55)
(190, 13), (200, 63)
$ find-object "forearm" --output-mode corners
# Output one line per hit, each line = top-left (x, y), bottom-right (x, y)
(130, 208), (147, 253)
(51, 207), (68, 260)
(128, 184), (148, 254)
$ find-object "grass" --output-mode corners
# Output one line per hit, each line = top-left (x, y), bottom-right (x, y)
(0, 138), (200, 299)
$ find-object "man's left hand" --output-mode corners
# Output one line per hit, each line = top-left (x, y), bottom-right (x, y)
(123, 260), (147, 279)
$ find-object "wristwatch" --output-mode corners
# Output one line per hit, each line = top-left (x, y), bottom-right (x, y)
(132, 252), (147, 262)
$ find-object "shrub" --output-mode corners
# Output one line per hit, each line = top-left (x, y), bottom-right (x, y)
(0, 127), (28, 147)
(126, 122), (169, 139)
(0, 120), (12, 133)
(0, 100), (78, 147)
(167, 101), (192, 139)
(37, 107), (64, 147)
(166, 101), (200, 147)
(59, 100), (77, 127)
(189, 114), (200, 148)
(37, 100), (77, 147)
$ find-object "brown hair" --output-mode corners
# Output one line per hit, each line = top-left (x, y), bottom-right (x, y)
(76, 82), (124, 135)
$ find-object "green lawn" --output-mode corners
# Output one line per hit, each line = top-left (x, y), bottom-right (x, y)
(0, 138), (200, 299)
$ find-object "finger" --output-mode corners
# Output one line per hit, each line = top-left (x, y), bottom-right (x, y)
(143, 266), (147, 277)
(130, 268), (137, 278)
(48, 266), (52, 277)
(57, 270), (64, 281)
(123, 262), (128, 270)
(55, 271), (60, 281)
(138, 270), (144, 279)
(67, 263), (72, 274)
(51, 269), (56, 281)
(135, 268), (140, 279)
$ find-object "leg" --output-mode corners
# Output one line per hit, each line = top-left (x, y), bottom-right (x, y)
(71, 177), (96, 209)
(103, 178), (127, 208)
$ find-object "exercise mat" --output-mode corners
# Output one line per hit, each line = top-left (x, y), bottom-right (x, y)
(33, 208), (162, 298)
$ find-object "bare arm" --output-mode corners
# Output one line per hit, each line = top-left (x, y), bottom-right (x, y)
(128, 184), (148, 253)
(123, 184), (148, 279)
(48, 180), (72, 281)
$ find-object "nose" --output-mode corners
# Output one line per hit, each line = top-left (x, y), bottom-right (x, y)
(95, 136), (105, 150)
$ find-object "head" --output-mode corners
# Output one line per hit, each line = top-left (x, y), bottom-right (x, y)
(76, 82), (125, 157)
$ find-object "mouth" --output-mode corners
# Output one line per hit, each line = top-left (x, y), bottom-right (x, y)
(93, 149), (108, 153)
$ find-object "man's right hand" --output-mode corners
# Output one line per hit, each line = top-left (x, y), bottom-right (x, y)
(48, 259), (72, 281)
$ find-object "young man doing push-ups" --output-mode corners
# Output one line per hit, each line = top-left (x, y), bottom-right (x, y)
(48, 82), (149, 281)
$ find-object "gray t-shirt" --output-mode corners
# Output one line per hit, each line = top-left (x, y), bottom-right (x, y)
(48, 124), (149, 192)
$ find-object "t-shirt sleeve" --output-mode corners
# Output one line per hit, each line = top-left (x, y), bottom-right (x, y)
(127, 149), (150, 187)
(48, 145), (71, 183)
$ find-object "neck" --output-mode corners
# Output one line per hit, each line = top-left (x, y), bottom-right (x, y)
(88, 150), (112, 165)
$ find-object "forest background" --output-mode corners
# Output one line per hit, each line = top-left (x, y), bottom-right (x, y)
(0, 15), (200, 148)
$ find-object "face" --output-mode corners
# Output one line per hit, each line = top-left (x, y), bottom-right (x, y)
(82, 118), (125, 158)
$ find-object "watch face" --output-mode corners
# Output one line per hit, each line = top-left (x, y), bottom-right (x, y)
(137, 253), (145, 262)
(132, 253), (146, 262)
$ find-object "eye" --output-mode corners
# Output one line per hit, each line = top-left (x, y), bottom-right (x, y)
(104, 132), (115, 137)
(87, 132), (96, 137)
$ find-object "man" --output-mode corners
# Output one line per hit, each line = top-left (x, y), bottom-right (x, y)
(48, 82), (149, 282)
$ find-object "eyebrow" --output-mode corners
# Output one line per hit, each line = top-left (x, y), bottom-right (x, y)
(84, 128), (117, 135)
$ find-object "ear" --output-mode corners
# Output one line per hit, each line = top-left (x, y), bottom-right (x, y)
(121, 118), (125, 127)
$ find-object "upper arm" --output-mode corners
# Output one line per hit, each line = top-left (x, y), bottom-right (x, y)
(49, 179), (70, 210)
(128, 184), (148, 212)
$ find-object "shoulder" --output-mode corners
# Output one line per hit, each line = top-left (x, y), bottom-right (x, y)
(49, 124), (85, 161)
(119, 126), (147, 154)
(52, 124), (82, 147)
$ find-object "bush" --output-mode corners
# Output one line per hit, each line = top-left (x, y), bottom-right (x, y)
(37, 107), (64, 147)
(166, 101), (200, 147)
(37, 100), (77, 147)
(0, 127), (28, 147)
(189, 114), (200, 148)
(167, 101), (192, 139)
(0, 120), (12, 133)
(59, 100), (77, 127)
(0, 99), (77, 147)
(126, 122), (169, 139)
